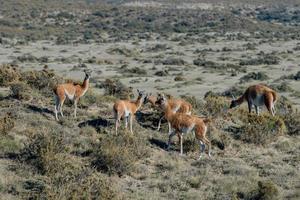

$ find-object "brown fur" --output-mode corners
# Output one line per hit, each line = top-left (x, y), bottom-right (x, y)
(230, 84), (278, 116)
(53, 70), (91, 120)
(158, 95), (211, 157)
(113, 90), (144, 135)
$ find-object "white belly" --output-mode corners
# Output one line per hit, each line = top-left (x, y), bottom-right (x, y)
(65, 89), (75, 100)
(180, 123), (195, 134)
(124, 109), (130, 117)
(252, 95), (265, 107)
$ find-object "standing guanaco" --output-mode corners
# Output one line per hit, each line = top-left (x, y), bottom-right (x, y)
(53, 69), (91, 121)
(159, 94), (192, 133)
(113, 89), (145, 135)
(156, 95), (211, 158)
(230, 84), (278, 116)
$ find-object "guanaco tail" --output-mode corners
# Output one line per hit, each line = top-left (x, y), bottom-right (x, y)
(230, 84), (278, 116)
(156, 94), (211, 158)
(113, 89), (145, 135)
(53, 69), (91, 121)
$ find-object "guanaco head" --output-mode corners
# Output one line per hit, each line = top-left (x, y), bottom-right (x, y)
(143, 92), (152, 104)
(229, 94), (238, 109)
(155, 94), (168, 108)
(137, 89), (145, 99)
(83, 69), (92, 80)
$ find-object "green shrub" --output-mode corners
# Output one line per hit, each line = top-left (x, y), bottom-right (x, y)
(203, 95), (229, 116)
(97, 79), (133, 99)
(174, 76), (186, 81)
(240, 54), (279, 65)
(10, 82), (32, 101)
(240, 72), (269, 83)
(0, 64), (21, 86)
(0, 112), (15, 135)
(235, 111), (286, 145)
(19, 131), (67, 175)
(247, 180), (280, 200)
(108, 46), (140, 57)
(92, 133), (149, 176)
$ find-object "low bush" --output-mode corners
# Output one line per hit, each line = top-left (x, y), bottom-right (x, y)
(19, 131), (67, 175)
(0, 64), (21, 86)
(247, 180), (280, 200)
(234, 110), (286, 145)
(174, 76), (186, 81)
(203, 95), (229, 116)
(108, 46), (140, 57)
(240, 72), (269, 83)
(239, 54), (279, 65)
(121, 66), (147, 75)
(154, 70), (169, 76)
(10, 82), (32, 101)
(97, 79), (134, 99)
(92, 133), (149, 176)
(0, 113), (15, 135)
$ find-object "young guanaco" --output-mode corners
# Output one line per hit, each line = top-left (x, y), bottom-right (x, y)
(53, 69), (91, 121)
(230, 84), (278, 116)
(156, 95), (211, 158)
(113, 89), (145, 135)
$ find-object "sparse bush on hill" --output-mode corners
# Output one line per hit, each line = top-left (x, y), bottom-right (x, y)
(120, 66), (147, 75)
(221, 86), (245, 98)
(154, 70), (169, 76)
(247, 180), (280, 200)
(92, 133), (149, 176)
(10, 82), (32, 101)
(108, 46), (140, 57)
(203, 95), (229, 117)
(19, 131), (67, 175)
(233, 110), (286, 145)
(239, 54), (279, 65)
(240, 72), (269, 83)
(160, 58), (186, 65)
(0, 112), (15, 135)
(0, 64), (21, 86)
(97, 79), (134, 99)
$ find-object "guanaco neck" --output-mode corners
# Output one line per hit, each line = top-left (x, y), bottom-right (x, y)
(234, 94), (245, 106)
(82, 76), (90, 90)
(163, 101), (175, 122)
(134, 95), (143, 112)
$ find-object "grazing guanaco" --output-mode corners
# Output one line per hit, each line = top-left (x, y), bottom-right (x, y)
(53, 69), (91, 121)
(156, 95), (211, 158)
(113, 89), (145, 135)
(230, 84), (278, 116)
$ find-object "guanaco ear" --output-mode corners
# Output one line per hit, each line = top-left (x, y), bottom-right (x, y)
(137, 89), (140, 94)
(149, 92), (152, 96)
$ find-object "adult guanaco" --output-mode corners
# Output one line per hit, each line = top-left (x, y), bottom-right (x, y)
(53, 69), (91, 121)
(113, 89), (145, 135)
(230, 84), (278, 116)
(156, 95), (211, 158)
(154, 94), (192, 132)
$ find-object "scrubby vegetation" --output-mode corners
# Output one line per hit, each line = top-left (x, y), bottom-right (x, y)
(0, 0), (300, 199)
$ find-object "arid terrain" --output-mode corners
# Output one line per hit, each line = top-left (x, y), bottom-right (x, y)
(0, 0), (299, 200)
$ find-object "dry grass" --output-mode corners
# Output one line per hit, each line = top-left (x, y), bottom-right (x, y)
(0, 1), (299, 199)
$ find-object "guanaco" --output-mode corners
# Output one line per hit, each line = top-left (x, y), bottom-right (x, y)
(53, 69), (91, 121)
(230, 84), (278, 116)
(156, 95), (211, 158)
(113, 89), (145, 135)
(149, 93), (192, 132)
